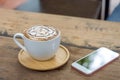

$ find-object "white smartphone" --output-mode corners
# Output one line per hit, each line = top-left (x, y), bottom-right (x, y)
(71, 47), (119, 75)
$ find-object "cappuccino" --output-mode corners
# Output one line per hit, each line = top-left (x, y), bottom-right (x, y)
(13, 25), (61, 60)
(24, 25), (59, 41)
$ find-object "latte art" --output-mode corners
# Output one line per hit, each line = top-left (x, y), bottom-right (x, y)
(24, 25), (59, 41)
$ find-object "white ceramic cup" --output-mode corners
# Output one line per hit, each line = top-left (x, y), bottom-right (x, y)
(13, 31), (61, 61)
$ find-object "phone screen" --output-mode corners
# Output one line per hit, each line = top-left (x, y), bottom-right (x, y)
(76, 47), (119, 72)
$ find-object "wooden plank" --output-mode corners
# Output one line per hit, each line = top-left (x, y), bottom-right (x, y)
(0, 8), (120, 51)
(0, 36), (120, 80)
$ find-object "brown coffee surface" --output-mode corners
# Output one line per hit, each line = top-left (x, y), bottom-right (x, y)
(24, 25), (59, 41)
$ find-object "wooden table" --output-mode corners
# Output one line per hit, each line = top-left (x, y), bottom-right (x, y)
(0, 8), (120, 80)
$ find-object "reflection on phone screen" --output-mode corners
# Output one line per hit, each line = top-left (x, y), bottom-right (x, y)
(77, 47), (119, 71)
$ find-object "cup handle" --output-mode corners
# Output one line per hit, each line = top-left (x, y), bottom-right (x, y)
(13, 33), (26, 51)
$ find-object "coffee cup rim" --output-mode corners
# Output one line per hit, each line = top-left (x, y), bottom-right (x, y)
(23, 30), (61, 42)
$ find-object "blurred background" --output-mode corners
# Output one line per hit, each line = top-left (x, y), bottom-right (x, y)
(16, 0), (101, 19)
(1, 0), (120, 21)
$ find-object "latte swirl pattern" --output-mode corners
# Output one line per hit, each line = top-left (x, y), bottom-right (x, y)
(24, 25), (59, 41)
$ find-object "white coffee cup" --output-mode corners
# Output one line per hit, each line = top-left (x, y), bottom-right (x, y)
(13, 29), (61, 61)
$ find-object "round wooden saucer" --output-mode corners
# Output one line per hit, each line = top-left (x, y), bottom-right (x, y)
(18, 45), (70, 70)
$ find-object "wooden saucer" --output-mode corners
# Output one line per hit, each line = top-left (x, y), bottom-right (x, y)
(18, 45), (70, 70)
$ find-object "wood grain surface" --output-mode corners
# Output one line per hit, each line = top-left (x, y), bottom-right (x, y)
(0, 8), (120, 80)
(0, 8), (120, 51)
(0, 36), (120, 80)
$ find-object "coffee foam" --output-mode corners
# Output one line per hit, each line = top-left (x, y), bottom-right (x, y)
(24, 25), (59, 41)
